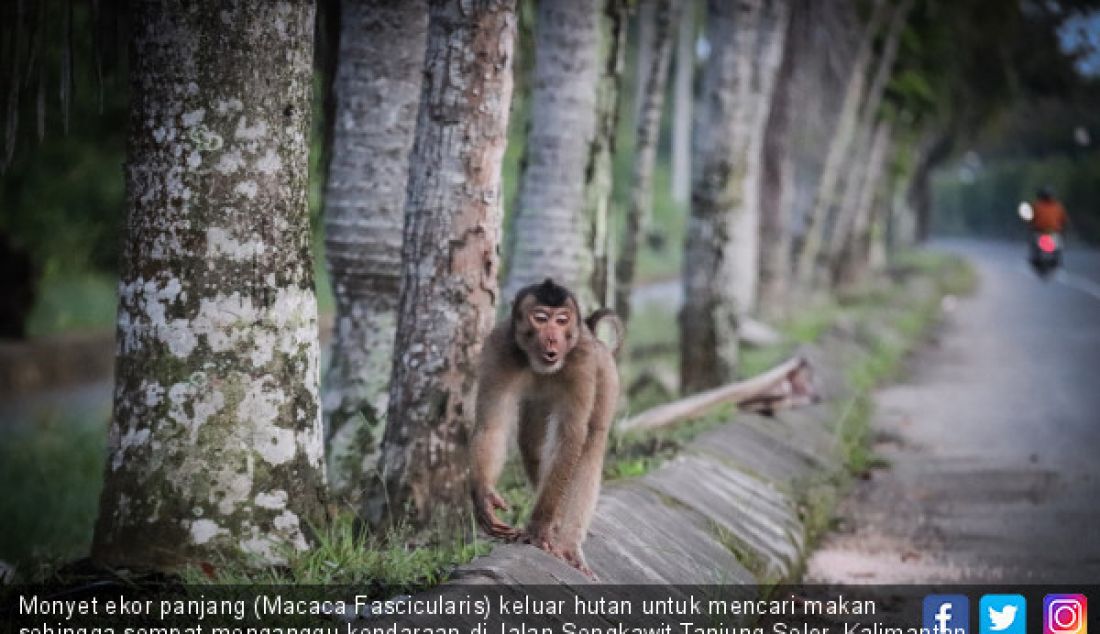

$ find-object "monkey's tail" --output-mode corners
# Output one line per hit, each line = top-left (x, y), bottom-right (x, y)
(586, 308), (624, 357)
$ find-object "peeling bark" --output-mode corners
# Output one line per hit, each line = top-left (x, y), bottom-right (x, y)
(368, 0), (515, 526)
(615, 0), (681, 325)
(504, 0), (626, 310)
(322, 0), (427, 494)
(93, 0), (325, 570)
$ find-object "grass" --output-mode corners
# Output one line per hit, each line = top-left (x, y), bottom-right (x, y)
(180, 513), (488, 593)
(713, 524), (771, 582)
(791, 473), (842, 545)
(740, 300), (841, 378)
(833, 251), (975, 477)
(602, 404), (736, 481)
(0, 407), (485, 588)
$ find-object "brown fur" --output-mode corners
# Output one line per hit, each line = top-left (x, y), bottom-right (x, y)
(469, 279), (621, 577)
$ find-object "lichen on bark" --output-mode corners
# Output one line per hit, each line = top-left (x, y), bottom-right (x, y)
(92, 0), (326, 571)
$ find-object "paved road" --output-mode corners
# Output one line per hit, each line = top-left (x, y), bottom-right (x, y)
(807, 239), (1100, 583)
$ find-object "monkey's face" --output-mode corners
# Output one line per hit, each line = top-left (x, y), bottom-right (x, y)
(515, 299), (579, 375)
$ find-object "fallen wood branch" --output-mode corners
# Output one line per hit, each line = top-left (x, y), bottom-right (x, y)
(618, 355), (819, 433)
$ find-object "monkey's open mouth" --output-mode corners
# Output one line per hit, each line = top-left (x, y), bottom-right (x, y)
(541, 351), (559, 364)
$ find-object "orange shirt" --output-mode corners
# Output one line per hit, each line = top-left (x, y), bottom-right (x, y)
(1031, 199), (1067, 233)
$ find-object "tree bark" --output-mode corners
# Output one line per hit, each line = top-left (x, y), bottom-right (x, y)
(670, 0), (694, 206)
(614, 0), (681, 324)
(737, 0), (788, 315)
(835, 119), (892, 288)
(908, 128), (954, 242)
(321, 0), (427, 494)
(680, 0), (785, 394)
(822, 0), (912, 279)
(93, 0), (325, 570)
(634, 0), (655, 125)
(792, 0), (888, 289)
(367, 0), (515, 527)
(755, 0), (798, 319)
(504, 0), (625, 311)
(888, 146), (920, 250)
(785, 1), (858, 256)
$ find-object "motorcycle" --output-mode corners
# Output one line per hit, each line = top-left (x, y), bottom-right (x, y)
(1018, 202), (1062, 278)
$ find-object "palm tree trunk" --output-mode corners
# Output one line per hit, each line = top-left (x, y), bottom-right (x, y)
(739, 0), (790, 310)
(93, 0), (325, 570)
(504, 0), (626, 311)
(821, 0), (913, 280)
(670, 0), (695, 206)
(757, 0), (801, 319)
(835, 119), (893, 288)
(614, 0), (681, 324)
(680, 0), (785, 394)
(321, 0), (427, 495)
(792, 0), (889, 289)
(367, 0), (516, 527)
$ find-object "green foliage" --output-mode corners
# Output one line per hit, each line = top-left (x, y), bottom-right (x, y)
(26, 272), (118, 337)
(933, 152), (1100, 244)
(0, 414), (108, 578)
(888, 0), (1079, 129)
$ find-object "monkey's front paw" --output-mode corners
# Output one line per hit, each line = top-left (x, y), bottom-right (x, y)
(473, 489), (521, 541)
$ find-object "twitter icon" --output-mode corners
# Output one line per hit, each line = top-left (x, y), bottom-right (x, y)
(981, 595), (1027, 634)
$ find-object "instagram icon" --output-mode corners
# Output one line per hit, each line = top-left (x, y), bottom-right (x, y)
(1045, 595), (1087, 634)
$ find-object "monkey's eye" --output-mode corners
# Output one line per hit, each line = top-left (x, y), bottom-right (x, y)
(533, 312), (550, 324)
(555, 315), (570, 326)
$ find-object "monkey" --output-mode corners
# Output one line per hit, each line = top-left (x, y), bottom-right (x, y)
(470, 278), (622, 578)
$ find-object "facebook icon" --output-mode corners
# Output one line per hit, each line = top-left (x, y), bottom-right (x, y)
(924, 595), (971, 634)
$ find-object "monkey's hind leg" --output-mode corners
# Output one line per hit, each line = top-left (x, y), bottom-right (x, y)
(517, 400), (550, 488)
(556, 429), (608, 579)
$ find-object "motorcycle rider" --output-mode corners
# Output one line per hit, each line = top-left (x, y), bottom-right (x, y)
(1029, 186), (1068, 234)
(1025, 186), (1068, 271)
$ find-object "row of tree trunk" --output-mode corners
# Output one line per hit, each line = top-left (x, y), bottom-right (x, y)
(93, 0), (934, 570)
